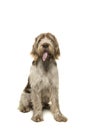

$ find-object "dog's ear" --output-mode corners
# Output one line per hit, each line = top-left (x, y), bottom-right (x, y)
(54, 45), (60, 59)
(46, 33), (60, 59)
(51, 34), (60, 59)
(31, 38), (39, 61)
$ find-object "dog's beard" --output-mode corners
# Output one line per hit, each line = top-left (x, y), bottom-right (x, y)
(41, 51), (54, 71)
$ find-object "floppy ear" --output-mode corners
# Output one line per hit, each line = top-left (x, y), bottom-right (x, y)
(53, 36), (60, 59)
(54, 45), (60, 59)
(46, 33), (60, 59)
(31, 38), (39, 61)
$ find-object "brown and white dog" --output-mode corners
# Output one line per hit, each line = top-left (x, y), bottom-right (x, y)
(18, 33), (67, 122)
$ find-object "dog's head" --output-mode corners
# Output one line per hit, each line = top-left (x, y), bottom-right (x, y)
(31, 33), (60, 61)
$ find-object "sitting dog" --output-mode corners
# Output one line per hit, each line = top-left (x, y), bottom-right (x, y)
(18, 33), (67, 122)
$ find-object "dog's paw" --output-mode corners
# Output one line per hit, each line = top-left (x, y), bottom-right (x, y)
(54, 113), (68, 122)
(18, 105), (30, 113)
(31, 115), (43, 122)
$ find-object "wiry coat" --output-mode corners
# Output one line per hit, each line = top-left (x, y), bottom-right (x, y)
(18, 33), (67, 122)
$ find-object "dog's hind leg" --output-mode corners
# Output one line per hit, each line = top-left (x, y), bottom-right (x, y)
(18, 78), (32, 113)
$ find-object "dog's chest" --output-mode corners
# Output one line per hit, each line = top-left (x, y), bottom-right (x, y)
(30, 60), (59, 90)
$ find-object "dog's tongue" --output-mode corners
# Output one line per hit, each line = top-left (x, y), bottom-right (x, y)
(42, 52), (48, 61)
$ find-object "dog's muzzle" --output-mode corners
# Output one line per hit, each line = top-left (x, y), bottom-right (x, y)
(42, 43), (49, 48)
(41, 43), (49, 61)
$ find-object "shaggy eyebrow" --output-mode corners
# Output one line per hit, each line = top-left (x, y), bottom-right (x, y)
(38, 34), (45, 41)
(36, 34), (45, 46)
(46, 34), (54, 42)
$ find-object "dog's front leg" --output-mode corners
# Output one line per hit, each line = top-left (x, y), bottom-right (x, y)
(50, 88), (67, 122)
(31, 90), (43, 122)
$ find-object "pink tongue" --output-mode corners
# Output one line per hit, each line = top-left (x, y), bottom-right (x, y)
(42, 52), (48, 61)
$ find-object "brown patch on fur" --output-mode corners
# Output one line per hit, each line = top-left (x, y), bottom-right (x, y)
(24, 78), (31, 93)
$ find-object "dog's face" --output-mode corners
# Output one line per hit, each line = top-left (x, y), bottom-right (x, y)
(31, 33), (60, 61)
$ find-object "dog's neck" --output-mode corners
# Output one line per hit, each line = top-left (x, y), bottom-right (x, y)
(42, 59), (51, 71)
(32, 58), (57, 72)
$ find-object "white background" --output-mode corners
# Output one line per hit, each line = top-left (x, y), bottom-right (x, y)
(0, 0), (87, 129)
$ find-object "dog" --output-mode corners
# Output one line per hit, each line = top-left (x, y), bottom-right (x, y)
(18, 33), (67, 122)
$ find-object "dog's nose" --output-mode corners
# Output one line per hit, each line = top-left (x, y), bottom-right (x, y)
(42, 44), (49, 48)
